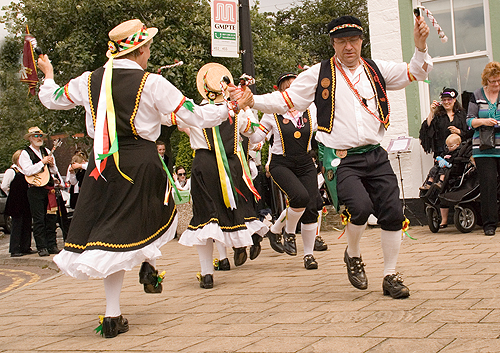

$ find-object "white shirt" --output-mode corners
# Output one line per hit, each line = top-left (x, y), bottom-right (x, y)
(1, 165), (19, 195)
(38, 59), (230, 142)
(253, 48), (432, 149)
(66, 162), (88, 193)
(19, 145), (59, 178)
(189, 107), (259, 150)
(174, 178), (191, 191)
(249, 104), (318, 155)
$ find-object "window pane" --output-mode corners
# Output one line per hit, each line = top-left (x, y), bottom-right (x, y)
(454, 0), (486, 55)
(458, 56), (489, 93)
(422, 0), (453, 58)
(428, 61), (458, 102)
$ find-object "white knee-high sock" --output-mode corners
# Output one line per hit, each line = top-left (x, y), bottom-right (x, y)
(285, 208), (305, 234)
(381, 230), (402, 276)
(301, 223), (317, 256)
(345, 222), (367, 257)
(196, 239), (214, 275)
(317, 210), (322, 236)
(270, 209), (287, 234)
(103, 270), (125, 317)
(215, 240), (227, 259)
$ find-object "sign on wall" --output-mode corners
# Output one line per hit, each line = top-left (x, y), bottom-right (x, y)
(211, 0), (239, 58)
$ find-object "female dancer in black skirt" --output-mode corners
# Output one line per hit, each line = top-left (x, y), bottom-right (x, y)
(250, 73), (320, 269)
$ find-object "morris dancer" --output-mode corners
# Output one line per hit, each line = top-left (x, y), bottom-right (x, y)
(250, 72), (321, 269)
(37, 19), (251, 338)
(237, 15), (432, 298)
(179, 63), (262, 287)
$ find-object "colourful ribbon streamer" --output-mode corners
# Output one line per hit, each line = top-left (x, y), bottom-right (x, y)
(237, 143), (261, 201)
(420, 6), (448, 43)
(212, 126), (237, 209)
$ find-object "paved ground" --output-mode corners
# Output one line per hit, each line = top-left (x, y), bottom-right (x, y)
(0, 224), (499, 352)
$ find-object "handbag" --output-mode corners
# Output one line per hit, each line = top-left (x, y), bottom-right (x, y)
(479, 126), (495, 151)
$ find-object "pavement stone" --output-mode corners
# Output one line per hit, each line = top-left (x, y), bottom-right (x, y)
(1, 225), (500, 352)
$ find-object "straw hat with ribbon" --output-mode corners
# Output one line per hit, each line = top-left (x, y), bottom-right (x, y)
(106, 19), (158, 58)
(196, 63), (233, 104)
(24, 126), (47, 140)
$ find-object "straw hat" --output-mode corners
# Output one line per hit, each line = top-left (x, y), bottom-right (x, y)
(106, 19), (158, 58)
(196, 63), (233, 103)
(24, 126), (47, 140)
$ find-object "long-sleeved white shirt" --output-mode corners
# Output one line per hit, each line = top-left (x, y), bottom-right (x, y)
(1, 165), (19, 195)
(38, 59), (230, 142)
(19, 145), (59, 178)
(253, 48), (432, 150)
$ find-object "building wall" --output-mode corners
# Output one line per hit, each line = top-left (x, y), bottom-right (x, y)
(490, 0), (500, 61)
(367, 0), (432, 199)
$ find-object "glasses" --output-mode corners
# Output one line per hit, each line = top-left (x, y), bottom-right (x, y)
(33, 134), (43, 138)
(177, 173), (186, 176)
(488, 78), (500, 85)
(333, 37), (361, 46)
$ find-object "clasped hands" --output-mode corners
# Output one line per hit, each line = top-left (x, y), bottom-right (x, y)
(228, 84), (254, 112)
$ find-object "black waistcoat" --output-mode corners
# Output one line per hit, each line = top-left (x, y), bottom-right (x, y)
(25, 146), (54, 186)
(203, 116), (239, 155)
(274, 110), (312, 156)
(5, 167), (31, 217)
(314, 57), (389, 133)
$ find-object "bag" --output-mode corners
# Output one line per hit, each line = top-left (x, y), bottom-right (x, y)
(479, 126), (495, 151)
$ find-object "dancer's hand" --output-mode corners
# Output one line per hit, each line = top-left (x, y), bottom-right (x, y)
(37, 54), (54, 79)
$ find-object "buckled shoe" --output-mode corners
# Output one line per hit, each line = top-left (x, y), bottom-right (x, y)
(266, 230), (285, 253)
(215, 258), (230, 271)
(139, 262), (162, 293)
(283, 233), (297, 256)
(303, 254), (318, 269)
(314, 236), (328, 251)
(383, 273), (410, 299)
(102, 315), (129, 338)
(343, 248), (368, 290)
(249, 233), (262, 260)
(233, 247), (248, 266)
(198, 274), (213, 289)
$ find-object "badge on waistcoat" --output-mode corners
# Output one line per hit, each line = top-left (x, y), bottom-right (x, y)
(294, 131), (301, 139)
(283, 118), (289, 124)
(336, 149), (347, 158)
(303, 117), (307, 123)
(321, 78), (330, 88)
(322, 89), (329, 100)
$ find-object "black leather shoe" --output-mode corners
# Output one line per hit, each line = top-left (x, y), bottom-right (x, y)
(303, 254), (318, 269)
(249, 234), (262, 260)
(102, 315), (129, 338)
(139, 262), (162, 293)
(22, 248), (37, 255)
(266, 230), (285, 253)
(10, 252), (24, 257)
(484, 229), (496, 236)
(343, 248), (368, 290)
(215, 258), (230, 271)
(48, 246), (60, 254)
(198, 274), (213, 289)
(314, 236), (328, 251)
(38, 248), (49, 257)
(383, 273), (410, 299)
(283, 233), (297, 256)
(233, 247), (248, 266)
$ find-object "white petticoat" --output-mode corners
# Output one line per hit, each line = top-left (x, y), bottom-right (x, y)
(179, 222), (254, 248)
(53, 216), (178, 280)
(245, 219), (268, 237)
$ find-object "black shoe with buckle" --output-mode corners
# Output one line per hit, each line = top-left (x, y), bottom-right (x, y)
(383, 273), (410, 299)
(215, 258), (231, 271)
(38, 248), (49, 257)
(198, 273), (213, 289)
(139, 262), (162, 293)
(314, 236), (328, 251)
(303, 254), (318, 269)
(233, 247), (248, 266)
(102, 315), (129, 338)
(343, 248), (368, 290)
(10, 252), (24, 257)
(283, 233), (297, 256)
(249, 234), (262, 260)
(48, 246), (60, 254)
(266, 230), (285, 253)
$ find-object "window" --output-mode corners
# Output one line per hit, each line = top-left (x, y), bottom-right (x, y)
(416, 0), (491, 104)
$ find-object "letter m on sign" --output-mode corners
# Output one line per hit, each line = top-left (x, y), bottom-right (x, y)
(214, 0), (236, 24)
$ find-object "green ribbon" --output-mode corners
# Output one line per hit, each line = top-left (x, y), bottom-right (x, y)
(159, 153), (181, 201)
(214, 125), (238, 203)
(183, 100), (195, 112)
(96, 132), (119, 160)
(53, 86), (64, 100)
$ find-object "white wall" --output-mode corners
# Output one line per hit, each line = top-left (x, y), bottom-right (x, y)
(368, 0), (433, 199)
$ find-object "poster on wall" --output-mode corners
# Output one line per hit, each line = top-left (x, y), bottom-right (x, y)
(211, 0), (239, 58)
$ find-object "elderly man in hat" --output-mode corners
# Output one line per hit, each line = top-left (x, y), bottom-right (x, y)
(240, 15), (432, 298)
(18, 126), (61, 257)
(37, 19), (252, 338)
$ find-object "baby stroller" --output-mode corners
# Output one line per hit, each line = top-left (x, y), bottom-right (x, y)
(420, 139), (480, 233)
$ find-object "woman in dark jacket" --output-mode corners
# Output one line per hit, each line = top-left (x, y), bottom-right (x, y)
(419, 88), (468, 228)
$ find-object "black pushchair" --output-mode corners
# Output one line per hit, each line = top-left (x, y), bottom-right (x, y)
(420, 139), (481, 233)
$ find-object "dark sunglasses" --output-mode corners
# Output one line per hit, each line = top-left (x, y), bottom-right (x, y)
(177, 173), (186, 176)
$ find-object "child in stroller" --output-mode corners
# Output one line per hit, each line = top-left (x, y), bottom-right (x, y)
(420, 133), (462, 191)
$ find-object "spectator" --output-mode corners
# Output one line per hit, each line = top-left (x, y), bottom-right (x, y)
(466, 61), (500, 236)
(1, 150), (33, 257)
(66, 150), (88, 209)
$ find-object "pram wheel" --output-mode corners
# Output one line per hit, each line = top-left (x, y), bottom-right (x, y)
(454, 205), (476, 233)
(426, 206), (441, 233)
